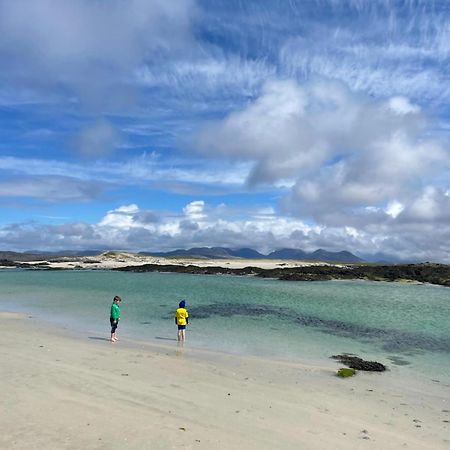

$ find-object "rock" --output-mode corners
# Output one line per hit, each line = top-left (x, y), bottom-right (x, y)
(332, 354), (386, 371)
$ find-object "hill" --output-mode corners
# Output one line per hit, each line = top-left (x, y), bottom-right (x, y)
(145, 247), (363, 263)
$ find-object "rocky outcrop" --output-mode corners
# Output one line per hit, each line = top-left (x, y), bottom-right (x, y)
(115, 262), (450, 287)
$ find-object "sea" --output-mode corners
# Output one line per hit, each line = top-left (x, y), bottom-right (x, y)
(1, 269), (449, 382)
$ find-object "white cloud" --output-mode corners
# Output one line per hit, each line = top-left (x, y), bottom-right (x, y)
(193, 79), (449, 228)
(99, 204), (141, 228)
(194, 79), (325, 184)
(401, 186), (450, 223)
(388, 97), (421, 115)
(385, 201), (404, 219)
(0, 176), (105, 201)
(0, 0), (196, 108)
(0, 201), (311, 253)
(345, 226), (359, 238)
(183, 201), (206, 220)
(3, 199), (450, 262)
(0, 154), (252, 201)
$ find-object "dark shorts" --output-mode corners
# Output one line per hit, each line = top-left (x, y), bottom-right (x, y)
(177, 325), (186, 330)
(110, 317), (118, 333)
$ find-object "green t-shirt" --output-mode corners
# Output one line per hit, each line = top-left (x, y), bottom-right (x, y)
(111, 303), (121, 320)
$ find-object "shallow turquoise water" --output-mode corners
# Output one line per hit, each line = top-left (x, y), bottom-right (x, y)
(1, 269), (449, 380)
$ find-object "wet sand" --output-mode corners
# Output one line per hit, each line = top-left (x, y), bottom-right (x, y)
(1, 311), (449, 449)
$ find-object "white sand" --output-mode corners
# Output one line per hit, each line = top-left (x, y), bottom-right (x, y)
(10, 251), (340, 271)
(1, 311), (449, 449)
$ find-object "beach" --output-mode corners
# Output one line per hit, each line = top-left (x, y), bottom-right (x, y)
(1, 252), (335, 271)
(1, 311), (449, 450)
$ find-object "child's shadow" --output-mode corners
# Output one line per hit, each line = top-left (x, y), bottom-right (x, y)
(155, 336), (177, 341)
(88, 337), (111, 342)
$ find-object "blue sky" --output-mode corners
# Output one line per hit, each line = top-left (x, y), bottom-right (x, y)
(1, 0), (450, 261)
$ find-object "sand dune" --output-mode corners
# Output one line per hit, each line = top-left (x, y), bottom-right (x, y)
(0, 250), (337, 271)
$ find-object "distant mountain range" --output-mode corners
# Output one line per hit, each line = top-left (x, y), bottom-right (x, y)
(143, 247), (364, 263)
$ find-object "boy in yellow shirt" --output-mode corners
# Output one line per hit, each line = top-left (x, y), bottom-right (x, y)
(175, 300), (189, 342)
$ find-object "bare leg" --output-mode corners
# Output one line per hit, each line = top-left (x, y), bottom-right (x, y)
(111, 326), (117, 342)
(110, 320), (119, 342)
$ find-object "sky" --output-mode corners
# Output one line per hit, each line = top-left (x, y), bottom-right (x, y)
(0, 0), (450, 262)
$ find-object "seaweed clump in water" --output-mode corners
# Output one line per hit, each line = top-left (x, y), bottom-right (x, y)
(336, 368), (356, 377)
(332, 354), (386, 372)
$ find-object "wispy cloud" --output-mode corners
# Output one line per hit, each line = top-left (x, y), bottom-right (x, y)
(136, 55), (275, 101)
(0, 175), (106, 202)
(75, 120), (121, 157)
(0, 0), (197, 108)
(0, 153), (253, 200)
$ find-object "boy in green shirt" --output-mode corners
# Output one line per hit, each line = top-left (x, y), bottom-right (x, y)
(110, 295), (122, 342)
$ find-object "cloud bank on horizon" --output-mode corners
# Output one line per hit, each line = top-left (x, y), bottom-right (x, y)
(0, 0), (449, 262)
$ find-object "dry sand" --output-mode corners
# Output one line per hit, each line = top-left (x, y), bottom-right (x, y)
(1, 311), (449, 450)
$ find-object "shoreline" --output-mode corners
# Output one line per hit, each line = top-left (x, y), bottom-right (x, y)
(2, 310), (449, 449)
(1, 253), (450, 287)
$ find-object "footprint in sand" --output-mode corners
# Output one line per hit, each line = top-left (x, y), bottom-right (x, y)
(359, 430), (370, 440)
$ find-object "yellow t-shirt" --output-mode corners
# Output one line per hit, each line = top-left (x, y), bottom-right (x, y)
(175, 307), (189, 326)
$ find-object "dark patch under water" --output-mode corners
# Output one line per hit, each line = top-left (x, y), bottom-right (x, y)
(387, 355), (412, 366)
(179, 303), (450, 355)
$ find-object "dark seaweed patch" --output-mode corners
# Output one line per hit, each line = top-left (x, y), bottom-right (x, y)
(184, 303), (450, 354)
(331, 354), (386, 371)
(188, 303), (291, 320)
(387, 355), (411, 366)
